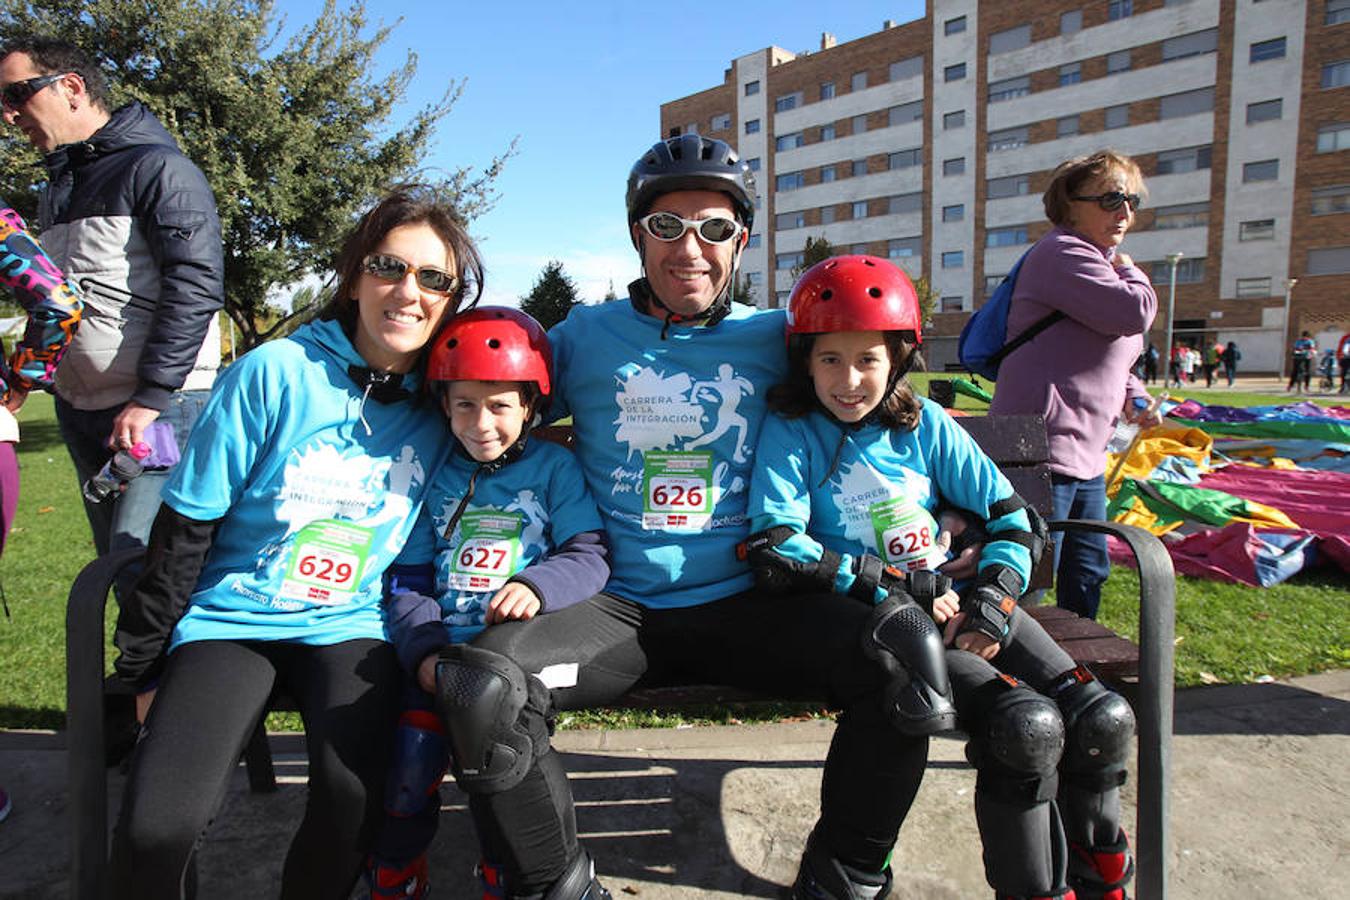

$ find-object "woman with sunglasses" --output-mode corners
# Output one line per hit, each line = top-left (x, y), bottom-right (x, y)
(989, 151), (1160, 627)
(109, 185), (482, 899)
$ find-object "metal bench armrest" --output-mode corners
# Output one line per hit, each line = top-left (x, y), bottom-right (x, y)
(1052, 519), (1174, 900)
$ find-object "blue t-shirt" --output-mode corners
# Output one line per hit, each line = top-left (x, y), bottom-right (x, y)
(400, 439), (603, 643)
(166, 318), (450, 649)
(549, 299), (787, 607)
(748, 400), (1032, 591)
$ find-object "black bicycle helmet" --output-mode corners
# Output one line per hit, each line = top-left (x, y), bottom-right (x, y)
(625, 134), (756, 238)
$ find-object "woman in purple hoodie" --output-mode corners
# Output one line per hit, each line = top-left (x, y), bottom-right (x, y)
(989, 151), (1160, 620)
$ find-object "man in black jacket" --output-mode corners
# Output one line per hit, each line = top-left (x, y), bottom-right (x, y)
(1, 38), (223, 585)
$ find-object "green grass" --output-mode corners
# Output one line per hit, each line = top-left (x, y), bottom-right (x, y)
(0, 390), (1346, 732)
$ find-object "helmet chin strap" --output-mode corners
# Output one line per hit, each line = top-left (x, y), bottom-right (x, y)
(634, 235), (743, 340)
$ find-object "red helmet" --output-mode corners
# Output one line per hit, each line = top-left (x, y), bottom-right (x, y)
(427, 307), (552, 401)
(787, 255), (923, 343)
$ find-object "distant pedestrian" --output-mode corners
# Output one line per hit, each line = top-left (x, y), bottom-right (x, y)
(1337, 333), (1350, 394)
(1288, 331), (1315, 392)
(1221, 341), (1240, 387)
(1144, 342), (1159, 383)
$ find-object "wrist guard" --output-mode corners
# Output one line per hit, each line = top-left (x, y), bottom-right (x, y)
(738, 526), (842, 595)
(958, 564), (1025, 643)
(905, 569), (953, 617)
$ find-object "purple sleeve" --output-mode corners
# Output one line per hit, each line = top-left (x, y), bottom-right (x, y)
(1018, 233), (1157, 337)
(508, 530), (609, 614)
(385, 562), (447, 674)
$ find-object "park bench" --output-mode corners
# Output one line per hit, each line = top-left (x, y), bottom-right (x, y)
(65, 413), (1176, 899)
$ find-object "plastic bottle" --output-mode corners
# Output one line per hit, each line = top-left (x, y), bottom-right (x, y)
(82, 442), (153, 503)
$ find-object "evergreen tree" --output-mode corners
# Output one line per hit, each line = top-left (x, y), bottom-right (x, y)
(790, 234), (839, 280)
(0, 0), (513, 349)
(601, 279), (618, 303)
(520, 260), (579, 330)
(730, 272), (756, 306)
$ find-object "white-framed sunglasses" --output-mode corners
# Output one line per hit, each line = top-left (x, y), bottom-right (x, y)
(639, 212), (743, 245)
(362, 253), (459, 295)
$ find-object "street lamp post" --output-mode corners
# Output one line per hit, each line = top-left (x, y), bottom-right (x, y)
(1281, 278), (1298, 379)
(1164, 252), (1183, 387)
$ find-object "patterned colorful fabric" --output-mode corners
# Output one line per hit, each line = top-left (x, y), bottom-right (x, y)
(0, 206), (82, 400)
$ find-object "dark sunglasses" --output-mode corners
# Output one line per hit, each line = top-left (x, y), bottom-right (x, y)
(1072, 191), (1142, 212)
(362, 253), (458, 295)
(1, 72), (70, 112)
(639, 211), (743, 245)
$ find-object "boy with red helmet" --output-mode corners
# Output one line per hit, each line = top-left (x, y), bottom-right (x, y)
(367, 307), (609, 898)
(745, 256), (1136, 900)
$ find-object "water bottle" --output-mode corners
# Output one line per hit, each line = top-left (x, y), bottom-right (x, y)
(82, 442), (153, 503)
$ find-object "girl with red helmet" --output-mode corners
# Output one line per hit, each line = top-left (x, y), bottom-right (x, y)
(368, 307), (610, 898)
(745, 256), (1135, 900)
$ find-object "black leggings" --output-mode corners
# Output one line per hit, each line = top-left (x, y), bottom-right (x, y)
(109, 638), (401, 899)
(468, 590), (930, 893)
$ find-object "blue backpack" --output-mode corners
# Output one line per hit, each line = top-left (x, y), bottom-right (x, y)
(957, 249), (1064, 381)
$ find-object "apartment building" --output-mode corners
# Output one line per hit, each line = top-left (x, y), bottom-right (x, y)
(660, 0), (1350, 371)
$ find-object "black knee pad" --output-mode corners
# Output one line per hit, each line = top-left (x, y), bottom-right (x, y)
(964, 676), (1065, 804)
(862, 595), (957, 736)
(434, 645), (551, 795)
(1049, 667), (1135, 790)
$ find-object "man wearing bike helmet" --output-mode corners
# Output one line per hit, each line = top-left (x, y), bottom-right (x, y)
(433, 136), (931, 900)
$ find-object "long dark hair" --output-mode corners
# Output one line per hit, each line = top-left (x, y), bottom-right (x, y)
(767, 331), (923, 431)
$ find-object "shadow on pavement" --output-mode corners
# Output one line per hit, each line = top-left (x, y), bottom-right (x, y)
(1174, 681), (1350, 736)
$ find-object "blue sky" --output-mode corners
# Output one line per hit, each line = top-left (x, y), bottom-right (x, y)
(278, 0), (927, 307)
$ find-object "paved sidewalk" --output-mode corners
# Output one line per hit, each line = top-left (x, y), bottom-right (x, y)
(2, 670), (1347, 898)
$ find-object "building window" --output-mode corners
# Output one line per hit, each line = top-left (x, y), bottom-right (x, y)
(1059, 63), (1082, 86)
(1250, 38), (1287, 63)
(820, 164), (837, 182)
(1324, 60), (1350, 88)
(1166, 257), (1205, 283)
(1311, 184), (1350, 214)
(1108, 0), (1133, 20)
(746, 234), (761, 249)
(989, 75), (1031, 102)
(890, 56), (923, 81)
(1329, 0), (1350, 24)
(890, 192), (922, 214)
(775, 92), (803, 112)
(941, 296), (965, 313)
(746, 157), (761, 171)
(851, 71), (868, 91)
(889, 148), (922, 170)
(1107, 50), (1132, 74)
(942, 250), (965, 268)
(852, 159), (868, 177)
(852, 200), (869, 219)
(820, 81), (835, 100)
(943, 204), (965, 222)
(1317, 123), (1350, 152)
(1151, 202), (1208, 229)
(984, 275), (1005, 297)
(776, 132), (804, 151)
(1156, 145), (1212, 174)
(684, 123), (698, 135)
(745, 81), (760, 96)
(745, 119), (760, 134)
(1160, 87), (1215, 119)
(986, 225), (1029, 247)
(888, 237), (922, 258)
(819, 123), (836, 141)
(852, 114), (869, 135)
(775, 211), (805, 230)
(988, 174), (1031, 198)
(776, 171), (805, 192)
(821, 206), (836, 224)
(710, 113), (731, 131)
(943, 157), (966, 176)
(1239, 219), (1275, 241)
(944, 109), (965, 130)
(1236, 277), (1272, 298)
(776, 252), (805, 271)
(746, 271), (764, 286)
(988, 126), (1029, 151)
(1061, 10), (1083, 33)
(889, 101), (923, 126)
(1243, 159), (1279, 182)
(945, 15), (967, 35)
(1058, 115), (1079, 137)
(945, 62), (967, 82)
(1163, 28), (1218, 61)
(989, 25), (1032, 54)
(1246, 99), (1282, 123)
(1307, 246), (1350, 275)
(1105, 104), (1130, 129)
